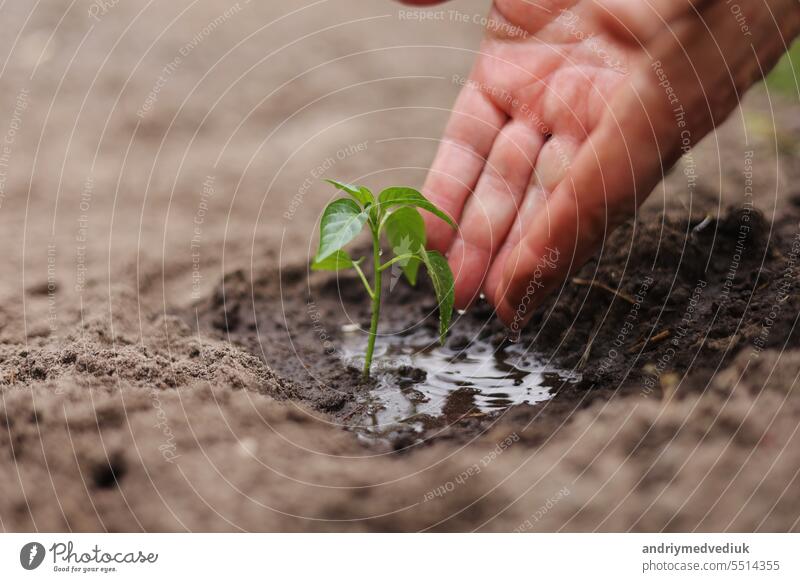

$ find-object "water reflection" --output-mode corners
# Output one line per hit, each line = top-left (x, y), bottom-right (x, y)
(341, 327), (580, 434)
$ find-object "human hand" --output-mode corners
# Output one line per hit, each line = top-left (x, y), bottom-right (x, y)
(400, 0), (800, 332)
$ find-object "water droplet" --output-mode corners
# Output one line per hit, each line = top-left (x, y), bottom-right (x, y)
(378, 250), (384, 256)
(505, 328), (521, 344)
(340, 323), (360, 333)
(456, 309), (467, 316)
(479, 293), (486, 301)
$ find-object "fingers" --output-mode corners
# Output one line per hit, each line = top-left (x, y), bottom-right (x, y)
(486, 0), (800, 331)
(491, 0), (767, 330)
(483, 134), (580, 305)
(447, 120), (544, 308)
(421, 81), (506, 253)
(494, 75), (674, 330)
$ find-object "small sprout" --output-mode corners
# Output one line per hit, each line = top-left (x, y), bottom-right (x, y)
(311, 180), (456, 377)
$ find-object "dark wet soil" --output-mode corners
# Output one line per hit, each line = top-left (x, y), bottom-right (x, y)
(192, 205), (800, 450)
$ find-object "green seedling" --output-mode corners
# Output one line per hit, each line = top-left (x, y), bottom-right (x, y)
(311, 180), (456, 377)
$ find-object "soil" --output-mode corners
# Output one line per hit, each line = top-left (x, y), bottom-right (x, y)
(203, 202), (800, 449)
(2, 0), (800, 532)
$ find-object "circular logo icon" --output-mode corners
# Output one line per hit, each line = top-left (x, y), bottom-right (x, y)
(20, 542), (46, 570)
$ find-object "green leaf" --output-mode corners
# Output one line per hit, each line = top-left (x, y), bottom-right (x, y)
(311, 249), (358, 271)
(325, 179), (374, 207)
(385, 207), (425, 285)
(315, 198), (368, 262)
(378, 187), (456, 229)
(421, 250), (455, 344)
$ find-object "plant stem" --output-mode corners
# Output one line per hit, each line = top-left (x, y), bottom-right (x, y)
(353, 261), (374, 299)
(378, 253), (416, 272)
(363, 229), (382, 378)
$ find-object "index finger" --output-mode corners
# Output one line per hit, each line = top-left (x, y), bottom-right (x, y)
(421, 79), (506, 252)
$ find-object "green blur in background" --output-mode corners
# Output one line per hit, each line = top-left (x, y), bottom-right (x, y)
(766, 39), (800, 96)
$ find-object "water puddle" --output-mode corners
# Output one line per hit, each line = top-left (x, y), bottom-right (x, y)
(341, 326), (580, 434)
